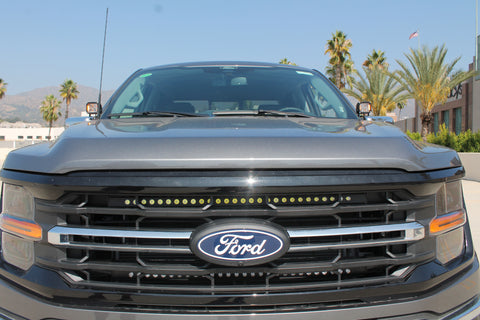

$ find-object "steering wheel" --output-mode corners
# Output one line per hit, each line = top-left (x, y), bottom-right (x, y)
(279, 107), (305, 113)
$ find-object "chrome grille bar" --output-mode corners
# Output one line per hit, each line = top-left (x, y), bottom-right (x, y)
(48, 222), (424, 253)
(48, 226), (191, 241)
(287, 222), (424, 238)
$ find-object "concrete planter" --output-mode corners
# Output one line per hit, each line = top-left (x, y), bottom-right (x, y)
(459, 153), (480, 181)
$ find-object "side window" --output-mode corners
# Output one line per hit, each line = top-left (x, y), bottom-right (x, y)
(110, 77), (146, 114)
(308, 78), (348, 118)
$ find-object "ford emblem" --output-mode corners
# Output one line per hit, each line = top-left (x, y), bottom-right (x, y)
(190, 219), (290, 267)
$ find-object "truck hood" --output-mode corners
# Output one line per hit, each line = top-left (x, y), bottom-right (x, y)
(3, 117), (462, 174)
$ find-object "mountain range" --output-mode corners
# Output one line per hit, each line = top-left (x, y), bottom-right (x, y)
(0, 85), (114, 124)
(0, 85), (416, 124)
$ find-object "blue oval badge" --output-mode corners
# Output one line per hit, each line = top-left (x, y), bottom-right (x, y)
(190, 219), (290, 266)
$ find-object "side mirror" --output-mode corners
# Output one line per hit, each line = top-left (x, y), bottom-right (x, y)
(356, 102), (371, 117)
(365, 116), (395, 124)
(65, 116), (91, 127)
(86, 102), (101, 116)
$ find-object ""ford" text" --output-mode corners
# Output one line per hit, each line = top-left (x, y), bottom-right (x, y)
(214, 234), (267, 256)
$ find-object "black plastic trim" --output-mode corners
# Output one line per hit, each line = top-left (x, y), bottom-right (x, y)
(0, 167), (465, 188)
(0, 256), (476, 313)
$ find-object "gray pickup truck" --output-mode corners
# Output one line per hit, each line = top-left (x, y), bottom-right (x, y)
(0, 62), (479, 319)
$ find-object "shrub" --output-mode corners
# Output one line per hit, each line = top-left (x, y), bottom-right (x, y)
(457, 130), (480, 152)
(406, 130), (421, 141)
(427, 124), (458, 150)
(406, 125), (480, 152)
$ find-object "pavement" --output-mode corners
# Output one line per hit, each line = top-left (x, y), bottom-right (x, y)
(463, 179), (480, 250)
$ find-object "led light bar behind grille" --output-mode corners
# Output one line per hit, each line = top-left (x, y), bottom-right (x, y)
(107, 193), (359, 208)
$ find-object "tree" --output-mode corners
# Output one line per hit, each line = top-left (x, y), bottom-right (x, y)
(363, 49), (388, 69)
(0, 79), (7, 99)
(325, 30), (354, 89)
(59, 79), (79, 126)
(397, 101), (405, 119)
(325, 59), (355, 89)
(395, 45), (477, 139)
(343, 66), (408, 116)
(279, 58), (297, 65)
(40, 94), (62, 140)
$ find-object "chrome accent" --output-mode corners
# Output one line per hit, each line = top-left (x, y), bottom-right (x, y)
(287, 222), (424, 238)
(64, 272), (84, 282)
(288, 222), (425, 252)
(48, 226), (192, 253)
(48, 222), (424, 253)
(50, 241), (191, 253)
(48, 226), (191, 242)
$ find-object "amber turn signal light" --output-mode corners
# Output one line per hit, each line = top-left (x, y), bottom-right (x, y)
(430, 210), (466, 235)
(0, 214), (42, 240)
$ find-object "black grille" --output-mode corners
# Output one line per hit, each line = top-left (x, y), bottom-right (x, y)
(36, 185), (434, 299)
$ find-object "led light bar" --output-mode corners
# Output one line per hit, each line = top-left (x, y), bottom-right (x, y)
(111, 193), (355, 208)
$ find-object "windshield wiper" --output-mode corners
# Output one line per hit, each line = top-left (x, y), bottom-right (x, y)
(107, 111), (206, 119)
(212, 110), (313, 118)
(257, 109), (313, 118)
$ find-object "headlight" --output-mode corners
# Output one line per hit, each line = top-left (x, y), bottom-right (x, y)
(1, 233), (34, 270)
(431, 180), (466, 234)
(436, 228), (464, 265)
(435, 180), (464, 217)
(430, 180), (466, 265)
(0, 183), (41, 270)
(1, 183), (33, 220)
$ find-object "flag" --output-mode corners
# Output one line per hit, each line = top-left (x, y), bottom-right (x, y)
(409, 31), (419, 40)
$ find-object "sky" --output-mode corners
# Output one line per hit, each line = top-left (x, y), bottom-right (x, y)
(1, 0), (478, 99)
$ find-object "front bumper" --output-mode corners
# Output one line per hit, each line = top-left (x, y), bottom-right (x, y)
(0, 258), (479, 320)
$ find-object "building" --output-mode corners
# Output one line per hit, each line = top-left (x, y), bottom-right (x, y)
(0, 124), (64, 142)
(428, 61), (477, 134)
(396, 60), (480, 134)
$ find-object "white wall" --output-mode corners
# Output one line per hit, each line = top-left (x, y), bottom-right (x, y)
(0, 127), (64, 141)
(459, 153), (480, 181)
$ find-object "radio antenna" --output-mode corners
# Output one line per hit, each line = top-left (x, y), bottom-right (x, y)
(98, 8), (109, 108)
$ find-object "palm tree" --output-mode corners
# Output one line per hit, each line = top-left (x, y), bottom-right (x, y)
(325, 64), (336, 84)
(59, 79), (79, 126)
(363, 49), (388, 69)
(40, 94), (62, 140)
(325, 30), (354, 89)
(343, 66), (408, 116)
(341, 58), (355, 89)
(326, 59), (355, 90)
(395, 45), (477, 139)
(0, 79), (7, 99)
(279, 58), (297, 65)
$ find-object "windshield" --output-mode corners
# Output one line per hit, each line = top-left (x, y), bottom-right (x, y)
(102, 65), (357, 119)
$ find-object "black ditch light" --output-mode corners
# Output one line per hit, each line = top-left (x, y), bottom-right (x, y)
(356, 101), (371, 117)
(86, 102), (101, 116)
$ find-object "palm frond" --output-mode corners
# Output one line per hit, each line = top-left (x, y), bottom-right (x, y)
(395, 44), (478, 138)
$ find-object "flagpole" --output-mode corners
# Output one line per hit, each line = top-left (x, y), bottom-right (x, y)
(417, 29), (420, 49)
(409, 30), (419, 49)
